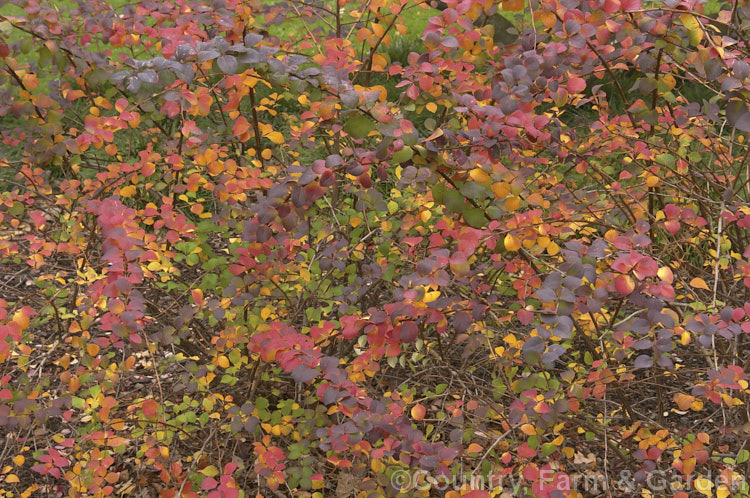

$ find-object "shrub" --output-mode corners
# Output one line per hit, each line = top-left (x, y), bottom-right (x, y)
(1, 0), (750, 496)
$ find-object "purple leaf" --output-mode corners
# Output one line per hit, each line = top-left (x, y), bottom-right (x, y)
(634, 355), (653, 369)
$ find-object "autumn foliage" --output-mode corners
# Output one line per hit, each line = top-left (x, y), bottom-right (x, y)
(2, 0), (750, 495)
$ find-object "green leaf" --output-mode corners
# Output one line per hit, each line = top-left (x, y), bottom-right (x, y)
(431, 182), (446, 204)
(343, 115), (375, 139)
(738, 449), (750, 464)
(542, 443), (558, 456)
(392, 146), (414, 164)
(444, 189), (465, 214)
(459, 181), (487, 200)
(463, 207), (487, 228)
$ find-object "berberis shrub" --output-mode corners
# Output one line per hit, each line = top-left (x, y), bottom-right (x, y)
(1, 0), (750, 496)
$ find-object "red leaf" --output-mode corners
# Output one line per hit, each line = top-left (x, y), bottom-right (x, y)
(141, 399), (159, 419)
(567, 77), (586, 94)
(517, 309), (534, 325)
(518, 442), (537, 458)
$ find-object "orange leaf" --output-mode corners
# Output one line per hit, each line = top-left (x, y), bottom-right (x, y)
(233, 116), (251, 137)
(673, 393), (695, 411)
(504, 196), (521, 211)
(492, 182), (510, 199)
(466, 443), (483, 455)
(411, 403), (426, 421)
(689, 277), (710, 290)
(11, 311), (29, 331)
(502, 0), (524, 11)
(682, 456), (696, 476)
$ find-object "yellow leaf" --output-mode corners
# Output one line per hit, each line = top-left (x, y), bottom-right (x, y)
(5, 474), (19, 483)
(350, 217), (362, 228)
(680, 331), (691, 345)
(200, 465), (219, 477)
(717, 485), (731, 498)
(469, 168), (490, 183)
(680, 13), (703, 46)
(216, 355), (230, 368)
(425, 102), (438, 113)
(260, 307), (272, 320)
(86, 344), (100, 357)
(694, 477), (713, 496)
(119, 185), (137, 198)
(660, 74), (676, 92)
(690, 277), (710, 290)
(504, 233), (521, 252)
(12, 455), (24, 466)
(424, 290), (440, 303)
(546, 241), (560, 256)
(505, 196), (521, 211)
(266, 131), (284, 144)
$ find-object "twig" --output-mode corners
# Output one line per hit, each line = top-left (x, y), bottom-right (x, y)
(470, 423), (521, 476)
(176, 427), (216, 497)
(711, 199), (727, 427)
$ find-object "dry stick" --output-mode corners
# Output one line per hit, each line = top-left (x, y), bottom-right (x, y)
(711, 199), (727, 428)
(470, 423), (522, 477)
(573, 319), (635, 422)
(599, 333), (613, 498)
(290, 1), (324, 56)
(572, 414), (637, 473)
(176, 427), (216, 497)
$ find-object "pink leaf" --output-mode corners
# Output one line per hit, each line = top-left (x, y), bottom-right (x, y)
(201, 477), (218, 490)
(567, 77), (586, 94)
